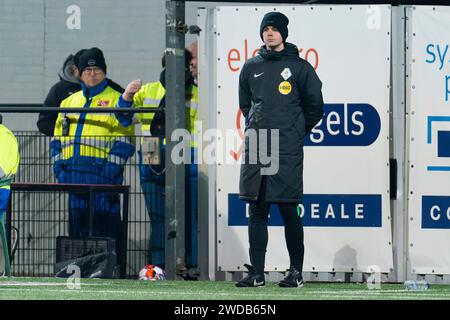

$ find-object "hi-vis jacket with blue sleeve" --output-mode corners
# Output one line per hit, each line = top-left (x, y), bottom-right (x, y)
(116, 81), (198, 181)
(117, 81), (198, 139)
(51, 79), (135, 185)
(0, 124), (19, 217)
(133, 81), (198, 136)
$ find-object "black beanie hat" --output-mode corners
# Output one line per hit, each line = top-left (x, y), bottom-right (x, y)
(161, 49), (193, 69)
(160, 49), (194, 86)
(73, 49), (87, 69)
(260, 12), (289, 43)
(78, 47), (107, 74)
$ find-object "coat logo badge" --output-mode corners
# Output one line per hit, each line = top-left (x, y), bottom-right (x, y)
(97, 100), (109, 106)
(281, 68), (292, 80)
(278, 81), (292, 95)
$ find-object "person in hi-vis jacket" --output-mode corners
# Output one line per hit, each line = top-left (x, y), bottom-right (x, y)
(0, 115), (20, 275)
(116, 48), (198, 275)
(51, 48), (135, 243)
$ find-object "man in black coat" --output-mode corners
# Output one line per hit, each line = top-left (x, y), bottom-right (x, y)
(37, 49), (124, 136)
(236, 12), (324, 288)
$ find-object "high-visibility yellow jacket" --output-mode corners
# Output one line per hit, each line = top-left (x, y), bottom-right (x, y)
(132, 81), (198, 136)
(51, 80), (135, 184)
(116, 81), (198, 181)
(0, 124), (19, 214)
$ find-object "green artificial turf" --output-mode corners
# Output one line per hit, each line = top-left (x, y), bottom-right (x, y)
(0, 277), (449, 300)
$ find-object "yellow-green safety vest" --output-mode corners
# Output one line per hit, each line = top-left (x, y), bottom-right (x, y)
(133, 82), (198, 146)
(53, 85), (135, 163)
(0, 125), (19, 190)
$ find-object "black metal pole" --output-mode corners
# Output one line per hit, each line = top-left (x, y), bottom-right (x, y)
(88, 187), (94, 237)
(165, 0), (186, 280)
(6, 194), (12, 259)
(120, 187), (130, 279)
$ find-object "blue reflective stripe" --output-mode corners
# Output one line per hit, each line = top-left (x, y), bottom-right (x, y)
(73, 98), (91, 158)
(50, 139), (62, 157)
(75, 80), (108, 157)
(62, 138), (111, 150)
(108, 155), (127, 166)
(52, 153), (62, 162)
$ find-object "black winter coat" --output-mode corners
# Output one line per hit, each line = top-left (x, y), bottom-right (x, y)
(38, 80), (81, 136)
(239, 43), (324, 203)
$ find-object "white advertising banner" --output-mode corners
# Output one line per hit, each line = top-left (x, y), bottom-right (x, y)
(408, 6), (450, 274)
(214, 5), (393, 272)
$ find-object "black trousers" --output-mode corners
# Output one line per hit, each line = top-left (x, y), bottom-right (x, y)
(248, 177), (304, 276)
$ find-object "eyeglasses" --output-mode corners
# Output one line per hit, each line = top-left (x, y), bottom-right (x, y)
(83, 67), (103, 75)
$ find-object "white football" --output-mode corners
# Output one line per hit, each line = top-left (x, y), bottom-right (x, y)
(138, 264), (167, 281)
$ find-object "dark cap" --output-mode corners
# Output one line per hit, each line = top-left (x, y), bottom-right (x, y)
(78, 47), (107, 74)
(73, 49), (87, 69)
(260, 12), (289, 42)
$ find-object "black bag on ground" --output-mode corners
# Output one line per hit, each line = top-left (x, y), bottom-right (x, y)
(54, 236), (117, 278)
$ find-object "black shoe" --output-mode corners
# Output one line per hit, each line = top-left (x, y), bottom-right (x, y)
(235, 264), (265, 287)
(278, 268), (304, 288)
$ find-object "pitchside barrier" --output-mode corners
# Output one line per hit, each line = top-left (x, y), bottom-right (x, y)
(8, 182), (130, 279)
(406, 6), (450, 278)
(2, 133), (154, 279)
(197, 5), (450, 284)
(1, 4), (449, 284)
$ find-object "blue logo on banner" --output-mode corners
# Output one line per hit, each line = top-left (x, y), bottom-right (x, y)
(426, 116), (450, 171)
(304, 103), (381, 146)
(422, 195), (450, 229)
(228, 194), (382, 227)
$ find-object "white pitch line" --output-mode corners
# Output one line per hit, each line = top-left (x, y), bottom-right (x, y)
(0, 287), (449, 300)
(0, 287), (314, 297)
(309, 294), (449, 300)
(0, 282), (103, 287)
(303, 289), (450, 295)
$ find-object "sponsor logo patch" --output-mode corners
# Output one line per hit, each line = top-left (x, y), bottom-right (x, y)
(278, 81), (292, 95)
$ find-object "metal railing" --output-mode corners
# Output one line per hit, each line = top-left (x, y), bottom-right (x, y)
(6, 131), (160, 278)
(7, 183), (130, 278)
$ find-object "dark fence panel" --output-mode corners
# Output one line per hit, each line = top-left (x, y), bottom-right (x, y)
(8, 131), (158, 279)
